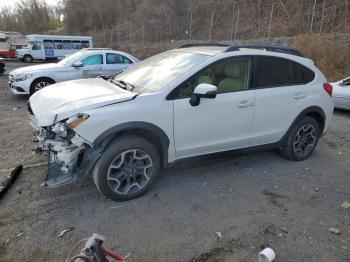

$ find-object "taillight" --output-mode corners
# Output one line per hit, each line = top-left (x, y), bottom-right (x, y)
(323, 83), (333, 96)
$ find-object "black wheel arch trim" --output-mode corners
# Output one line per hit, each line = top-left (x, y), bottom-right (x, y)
(30, 77), (56, 93)
(93, 121), (170, 168)
(278, 106), (326, 147)
(75, 122), (170, 184)
(32, 76), (56, 84)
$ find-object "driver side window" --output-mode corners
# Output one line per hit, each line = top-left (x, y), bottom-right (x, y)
(82, 54), (103, 65)
(32, 42), (41, 50)
(173, 56), (251, 99)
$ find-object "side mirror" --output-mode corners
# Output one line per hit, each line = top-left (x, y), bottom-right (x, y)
(189, 83), (217, 106)
(73, 61), (84, 68)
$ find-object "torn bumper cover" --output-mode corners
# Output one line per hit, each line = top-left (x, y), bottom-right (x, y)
(29, 113), (101, 188)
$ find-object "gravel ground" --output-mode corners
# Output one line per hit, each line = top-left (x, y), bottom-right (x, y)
(0, 61), (349, 262)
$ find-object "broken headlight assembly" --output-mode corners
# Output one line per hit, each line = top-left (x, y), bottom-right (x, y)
(66, 113), (90, 130)
(51, 113), (89, 137)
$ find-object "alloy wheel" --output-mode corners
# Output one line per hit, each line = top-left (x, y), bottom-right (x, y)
(107, 149), (153, 195)
(34, 81), (51, 92)
(293, 124), (317, 157)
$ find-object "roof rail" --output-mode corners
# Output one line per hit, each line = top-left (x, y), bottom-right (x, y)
(83, 48), (112, 50)
(178, 43), (231, 49)
(225, 45), (304, 57)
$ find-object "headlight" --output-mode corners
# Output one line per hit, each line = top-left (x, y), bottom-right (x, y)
(51, 122), (68, 137)
(66, 114), (89, 129)
(14, 74), (32, 82)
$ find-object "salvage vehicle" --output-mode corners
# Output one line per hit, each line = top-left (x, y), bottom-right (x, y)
(28, 44), (334, 201)
(9, 48), (139, 95)
(0, 32), (9, 42)
(331, 76), (350, 110)
(16, 34), (93, 63)
(0, 44), (26, 58)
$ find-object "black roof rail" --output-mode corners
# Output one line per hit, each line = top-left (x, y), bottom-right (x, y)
(225, 44), (304, 57)
(178, 43), (231, 49)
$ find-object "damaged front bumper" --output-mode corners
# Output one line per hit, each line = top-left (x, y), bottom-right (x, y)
(29, 113), (100, 189)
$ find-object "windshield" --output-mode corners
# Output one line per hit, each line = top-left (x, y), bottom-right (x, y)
(57, 51), (87, 66)
(114, 51), (210, 93)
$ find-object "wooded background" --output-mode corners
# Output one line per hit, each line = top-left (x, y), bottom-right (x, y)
(0, 0), (348, 79)
(0, 0), (348, 44)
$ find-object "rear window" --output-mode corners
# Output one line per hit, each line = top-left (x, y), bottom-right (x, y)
(254, 56), (315, 88)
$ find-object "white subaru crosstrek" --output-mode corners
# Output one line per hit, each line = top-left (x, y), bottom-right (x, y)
(9, 48), (139, 95)
(28, 44), (334, 201)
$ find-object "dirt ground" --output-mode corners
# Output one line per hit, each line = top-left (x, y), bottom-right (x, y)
(0, 61), (349, 262)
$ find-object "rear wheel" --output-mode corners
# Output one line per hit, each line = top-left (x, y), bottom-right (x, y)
(280, 116), (320, 161)
(30, 78), (55, 95)
(92, 135), (161, 201)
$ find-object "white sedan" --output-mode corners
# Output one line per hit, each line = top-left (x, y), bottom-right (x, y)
(8, 48), (139, 95)
(332, 76), (350, 110)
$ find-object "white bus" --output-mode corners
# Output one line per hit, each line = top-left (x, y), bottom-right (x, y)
(16, 35), (93, 63)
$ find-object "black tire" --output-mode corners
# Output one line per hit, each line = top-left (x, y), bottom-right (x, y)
(280, 116), (320, 161)
(92, 135), (161, 201)
(23, 55), (33, 63)
(30, 78), (55, 95)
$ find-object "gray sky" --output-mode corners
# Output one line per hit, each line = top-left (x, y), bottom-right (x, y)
(0, 0), (58, 9)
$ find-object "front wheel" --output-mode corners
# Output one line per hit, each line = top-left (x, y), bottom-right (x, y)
(280, 116), (320, 161)
(30, 78), (55, 95)
(92, 136), (161, 201)
(23, 55), (33, 63)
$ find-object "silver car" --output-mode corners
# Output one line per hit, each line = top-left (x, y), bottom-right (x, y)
(332, 76), (350, 110)
(8, 48), (139, 95)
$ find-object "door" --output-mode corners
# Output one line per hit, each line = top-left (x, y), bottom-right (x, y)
(172, 56), (255, 158)
(30, 41), (44, 59)
(79, 54), (105, 78)
(105, 53), (133, 76)
(251, 56), (316, 145)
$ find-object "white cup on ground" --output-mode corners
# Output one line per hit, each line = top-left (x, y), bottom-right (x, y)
(259, 247), (276, 262)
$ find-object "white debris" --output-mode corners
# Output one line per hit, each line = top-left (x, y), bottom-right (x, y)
(328, 227), (341, 235)
(215, 232), (222, 239)
(58, 226), (75, 237)
(340, 201), (350, 209)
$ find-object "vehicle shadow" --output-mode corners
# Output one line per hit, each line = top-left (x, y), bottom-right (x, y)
(165, 147), (276, 174)
(334, 109), (350, 117)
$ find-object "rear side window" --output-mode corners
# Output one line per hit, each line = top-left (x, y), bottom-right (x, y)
(106, 53), (133, 64)
(254, 56), (315, 88)
(255, 56), (291, 88)
(291, 62), (315, 84)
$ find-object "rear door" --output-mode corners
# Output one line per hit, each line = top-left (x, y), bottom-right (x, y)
(104, 53), (133, 77)
(250, 56), (315, 146)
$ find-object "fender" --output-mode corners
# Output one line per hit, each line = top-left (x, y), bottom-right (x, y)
(278, 106), (326, 147)
(93, 121), (170, 167)
(75, 122), (170, 184)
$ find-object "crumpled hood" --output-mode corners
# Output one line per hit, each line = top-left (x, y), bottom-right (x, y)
(11, 63), (63, 75)
(29, 78), (137, 126)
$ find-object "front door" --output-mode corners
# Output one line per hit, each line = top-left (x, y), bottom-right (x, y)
(31, 41), (44, 59)
(80, 54), (105, 78)
(172, 56), (255, 158)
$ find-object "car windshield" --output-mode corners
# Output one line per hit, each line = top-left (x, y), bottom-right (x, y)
(114, 51), (210, 93)
(57, 51), (87, 66)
